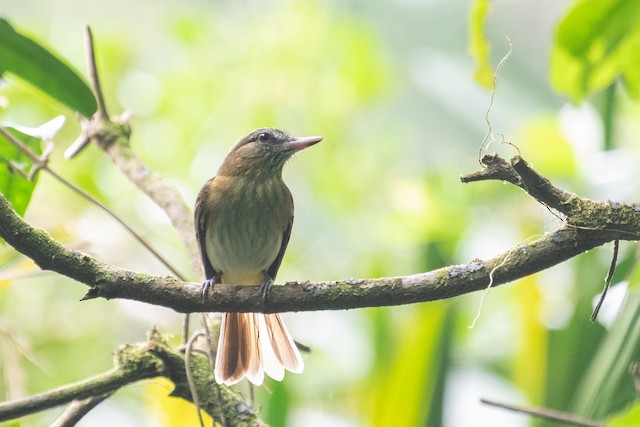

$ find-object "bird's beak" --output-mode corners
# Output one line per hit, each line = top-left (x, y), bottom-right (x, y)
(285, 135), (323, 152)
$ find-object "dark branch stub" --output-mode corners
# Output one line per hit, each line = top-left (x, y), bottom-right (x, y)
(460, 153), (521, 186)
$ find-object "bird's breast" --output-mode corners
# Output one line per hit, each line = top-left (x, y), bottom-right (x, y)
(203, 176), (292, 285)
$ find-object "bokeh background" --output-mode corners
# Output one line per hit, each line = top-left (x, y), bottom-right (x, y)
(2, 0), (640, 426)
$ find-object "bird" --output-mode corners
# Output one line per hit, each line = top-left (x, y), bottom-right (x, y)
(194, 127), (322, 386)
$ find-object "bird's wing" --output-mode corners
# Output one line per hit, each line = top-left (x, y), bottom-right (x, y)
(194, 177), (220, 281)
(266, 188), (295, 281)
(266, 217), (293, 282)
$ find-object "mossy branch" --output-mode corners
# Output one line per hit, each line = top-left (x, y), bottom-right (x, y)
(0, 328), (265, 426)
(0, 154), (638, 314)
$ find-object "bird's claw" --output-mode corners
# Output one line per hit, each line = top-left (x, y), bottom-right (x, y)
(259, 276), (274, 305)
(201, 278), (217, 302)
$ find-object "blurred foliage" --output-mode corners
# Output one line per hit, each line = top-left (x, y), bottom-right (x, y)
(1, 1), (640, 427)
(515, 116), (576, 179)
(609, 402), (640, 427)
(550, 0), (640, 102)
(370, 302), (452, 427)
(144, 378), (213, 426)
(469, 0), (493, 89)
(572, 269), (640, 420)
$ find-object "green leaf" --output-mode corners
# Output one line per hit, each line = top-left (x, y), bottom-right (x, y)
(608, 402), (640, 427)
(621, 37), (640, 99)
(544, 252), (607, 413)
(0, 133), (39, 217)
(0, 18), (97, 117)
(0, 117), (64, 216)
(571, 269), (640, 419)
(468, 0), (493, 88)
(550, 0), (640, 102)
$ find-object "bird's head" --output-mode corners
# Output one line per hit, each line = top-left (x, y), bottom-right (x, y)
(218, 128), (323, 178)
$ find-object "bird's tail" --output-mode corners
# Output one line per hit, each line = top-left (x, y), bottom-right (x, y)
(214, 312), (304, 386)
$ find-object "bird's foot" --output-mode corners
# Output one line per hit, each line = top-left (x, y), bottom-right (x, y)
(200, 278), (217, 302)
(259, 276), (274, 305)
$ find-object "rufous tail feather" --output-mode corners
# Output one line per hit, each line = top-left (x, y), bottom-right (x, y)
(214, 312), (303, 386)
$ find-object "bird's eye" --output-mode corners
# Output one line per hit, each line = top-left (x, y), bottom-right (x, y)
(257, 132), (270, 142)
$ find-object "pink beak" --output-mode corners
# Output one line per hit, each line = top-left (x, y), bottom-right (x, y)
(286, 135), (323, 152)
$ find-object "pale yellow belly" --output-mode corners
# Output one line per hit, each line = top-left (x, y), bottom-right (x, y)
(204, 209), (283, 285)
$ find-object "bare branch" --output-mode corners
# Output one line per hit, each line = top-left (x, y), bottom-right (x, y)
(460, 153), (521, 186)
(510, 155), (583, 216)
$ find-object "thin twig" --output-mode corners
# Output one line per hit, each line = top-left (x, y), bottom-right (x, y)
(27, 140), (54, 180)
(201, 314), (227, 427)
(75, 26), (202, 277)
(0, 128), (42, 164)
(185, 332), (206, 427)
(65, 26), (108, 160)
(591, 239), (620, 322)
(481, 398), (605, 427)
(50, 393), (113, 427)
(183, 314), (191, 345)
(47, 168), (186, 279)
(0, 126), (186, 280)
(200, 315), (217, 376)
(84, 26), (108, 119)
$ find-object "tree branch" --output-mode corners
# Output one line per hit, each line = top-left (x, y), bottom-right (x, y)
(65, 26), (202, 277)
(78, 112), (201, 276)
(1, 154), (638, 314)
(462, 154), (586, 216)
(0, 126), (185, 279)
(0, 328), (265, 426)
(50, 393), (112, 427)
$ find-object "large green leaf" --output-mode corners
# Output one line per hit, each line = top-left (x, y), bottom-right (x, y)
(0, 18), (97, 117)
(550, 0), (640, 102)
